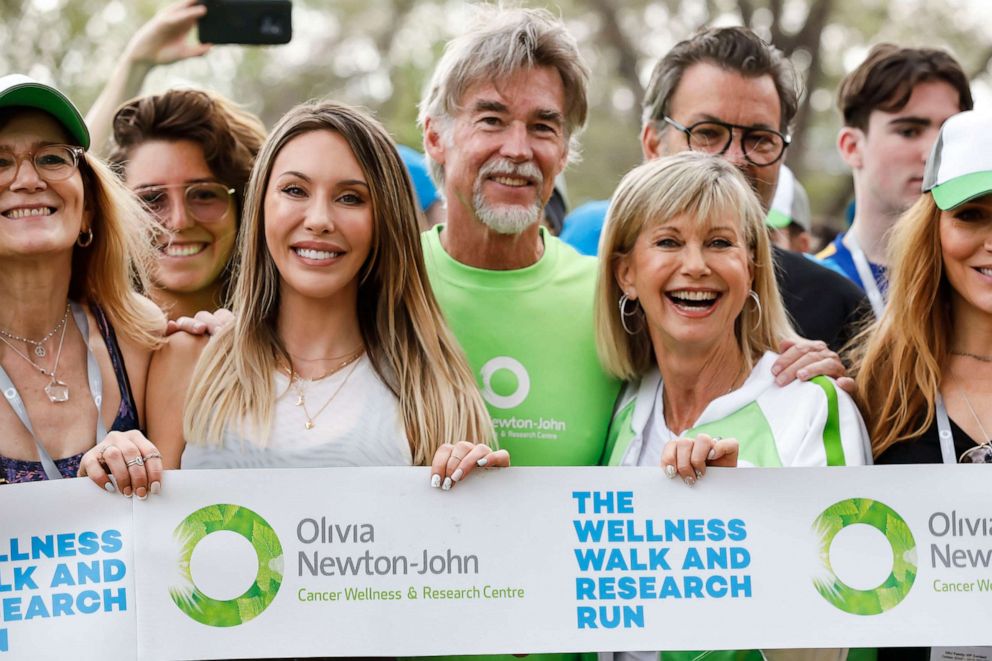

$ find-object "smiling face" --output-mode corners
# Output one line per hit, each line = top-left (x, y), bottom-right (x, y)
(426, 66), (569, 233)
(940, 194), (992, 321)
(263, 129), (374, 305)
(616, 209), (752, 352)
(844, 80), (962, 218)
(125, 139), (237, 298)
(0, 111), (89, 260)
(643, 62), (783, 210)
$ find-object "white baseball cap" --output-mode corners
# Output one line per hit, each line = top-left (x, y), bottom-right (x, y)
(766, 165), (811, 232)
(922, 110), (992, 210)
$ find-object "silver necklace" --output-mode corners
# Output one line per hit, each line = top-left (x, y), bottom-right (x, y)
(951, 350), (992, 363)
(0, 315), (71, 403)
(0, 303), (70, 358)
(960, 390), (991, 444)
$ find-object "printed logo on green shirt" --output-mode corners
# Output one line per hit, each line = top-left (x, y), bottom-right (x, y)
(170, 504), (284, 627)
(480, 356), (531, 409)
(812, 498), (917, 615)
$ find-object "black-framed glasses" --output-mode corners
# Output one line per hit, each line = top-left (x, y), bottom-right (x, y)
(0, 144), (85, 187)
(959, 442), (992, 464)
(134, 182), (235, 224)
(662, 116), (791, 166)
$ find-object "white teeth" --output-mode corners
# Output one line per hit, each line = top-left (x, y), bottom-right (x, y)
(163, 243), (206, 257)
(5, 207), (52, 219)
(295, 248), (339, 260)
(979, 268), (992, 277)
(492, 176), (528, 187)
(669, 290), (718, 301)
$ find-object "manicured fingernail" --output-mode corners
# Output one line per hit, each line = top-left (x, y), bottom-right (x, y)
(664, 465), (677, 479)
(771, 365), (781, 375)
(451, 468), (464, 482)
(104, 481), (116, 493)
(136, 488), (147, 500)
(708, 449), (716, 461)
(477, 457), (488, 467)
(797, 369), (808, 380)
(442, 477), (452, 491)
(684, 476), (696, 487)
(695, 470), (703, 480)
(430, 474), (441, 488)
(150, 481), (161, 495)
(123, 487), (133, 498)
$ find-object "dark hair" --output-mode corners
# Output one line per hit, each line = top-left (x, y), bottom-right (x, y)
(642, 26), (799, 133)
(838, 44), (972, 131)
(109, 89), (266, 217)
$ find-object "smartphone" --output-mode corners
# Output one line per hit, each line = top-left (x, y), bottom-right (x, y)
(198, 0), (292, 45)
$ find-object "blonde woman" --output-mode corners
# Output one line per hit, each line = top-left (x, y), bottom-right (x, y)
(80, 100), (503, 494)
(0, 75), (162, 485)
(856, 110), (992, 468)
(595, 152), (868, 661)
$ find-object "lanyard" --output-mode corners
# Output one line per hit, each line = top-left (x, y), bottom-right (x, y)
(0, 302), (106, 480)
(935, 393), (957, 465)
(848, 233), (886, 319)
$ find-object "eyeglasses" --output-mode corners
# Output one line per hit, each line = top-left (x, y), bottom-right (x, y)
(134, 182), (235, 224)
(662, 116), (791, 166)
(0, 145), (85, 187)
(959, 443), (992, 464)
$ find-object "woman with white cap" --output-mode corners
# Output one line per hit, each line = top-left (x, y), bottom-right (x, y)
(0, 75), (162, 486)
(855, 109), (992, 469)
(853, 108), (992, 661)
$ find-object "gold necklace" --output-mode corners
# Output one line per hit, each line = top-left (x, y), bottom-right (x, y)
(291, 352), (364, 430)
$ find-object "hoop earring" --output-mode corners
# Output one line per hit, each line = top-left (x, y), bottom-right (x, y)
(76, 229), (94, 248)
(618, 293), (642, 335)
(748, 289), (762, 331)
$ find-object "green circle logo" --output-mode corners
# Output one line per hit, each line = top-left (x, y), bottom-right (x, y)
(170, 504), (284, 627)
(812, 498), (917, 615)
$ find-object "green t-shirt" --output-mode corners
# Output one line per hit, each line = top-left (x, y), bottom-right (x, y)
(422, 225), (622, 467)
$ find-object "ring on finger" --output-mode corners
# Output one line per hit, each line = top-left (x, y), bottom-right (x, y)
(125, 456), (144, 468)
(450, 454), (466, 463)
(95, 445), (108, 463)
(142, 452), (162, 462)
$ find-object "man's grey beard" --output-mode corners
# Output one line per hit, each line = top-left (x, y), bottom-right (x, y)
(472, 158), (544, 235)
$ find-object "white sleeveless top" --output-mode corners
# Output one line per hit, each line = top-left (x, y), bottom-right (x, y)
(181, 355), (412, 469)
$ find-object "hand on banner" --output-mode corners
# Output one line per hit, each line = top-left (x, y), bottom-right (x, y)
(662, 432), (738, 486)
(78, 430), (164, 499)
(772, 338), (855, 394)
(431, 441), (510, 491)
(165, 307), (234, 336)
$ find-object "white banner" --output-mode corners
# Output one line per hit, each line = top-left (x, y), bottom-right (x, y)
(1, 466), (991, 659)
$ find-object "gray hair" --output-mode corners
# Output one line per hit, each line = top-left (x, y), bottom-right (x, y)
(418, 5), (590, 187)
(641, 26), (799, 133)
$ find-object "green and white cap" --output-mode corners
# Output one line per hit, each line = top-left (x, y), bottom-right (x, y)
(766, 165), (811, 231)
(923, 110), (992, 210)
(0, 74), (90, 150)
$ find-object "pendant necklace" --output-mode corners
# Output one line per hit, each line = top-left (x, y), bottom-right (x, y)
(291, 349), (365, 430)
(0, 313), (71, 403)
(0, 303), (70, 358)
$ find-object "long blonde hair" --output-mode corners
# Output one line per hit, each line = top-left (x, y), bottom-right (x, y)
(596, 153), (795, 380)
(851, 194), (949, 457)
(73, 154), (161, 348)
(184, 101), (493, 463)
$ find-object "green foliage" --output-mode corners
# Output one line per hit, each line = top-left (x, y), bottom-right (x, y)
(3, 0), (988, 223)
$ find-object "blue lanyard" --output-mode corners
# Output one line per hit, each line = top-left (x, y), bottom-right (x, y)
(0, 302), (106, 480)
